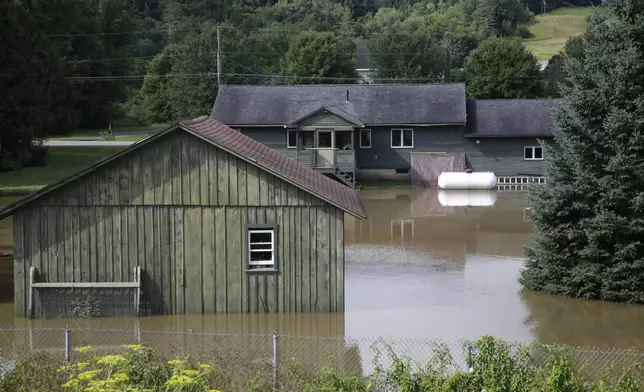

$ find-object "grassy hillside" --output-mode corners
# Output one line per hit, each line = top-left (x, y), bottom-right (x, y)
(523, 7), (591, 61)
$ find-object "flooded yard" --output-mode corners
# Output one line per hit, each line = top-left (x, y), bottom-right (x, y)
(1, 190), (644, 350)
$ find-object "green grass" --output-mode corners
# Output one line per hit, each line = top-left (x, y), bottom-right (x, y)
(0, 147), (125, 195)
(49, 123), (168, 141)
(523, 7), (592, 61)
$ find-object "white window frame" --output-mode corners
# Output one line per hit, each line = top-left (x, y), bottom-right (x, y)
(524, 146), (543, 161)
(391, 128), (414, 148)
(247, 229), (275, 267)
(287, 130), (297, 149)
(359, 129), (372, 148)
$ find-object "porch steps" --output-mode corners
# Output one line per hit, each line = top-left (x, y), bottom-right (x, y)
(334, 167), (357, 189)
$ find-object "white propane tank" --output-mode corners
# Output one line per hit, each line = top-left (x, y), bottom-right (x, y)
(438, 190), (498, 207)
(437, 172), (497, 190)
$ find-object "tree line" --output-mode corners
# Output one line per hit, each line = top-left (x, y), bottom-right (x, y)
(2, 0), (586, 170)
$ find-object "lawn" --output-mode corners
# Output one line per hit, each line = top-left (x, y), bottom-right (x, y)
(48, 123), (168, 141)
(0, 147), (125, 195)
(523, 7), (592, 61)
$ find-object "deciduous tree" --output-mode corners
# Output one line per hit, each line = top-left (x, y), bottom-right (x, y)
(464, 37), (542, 98)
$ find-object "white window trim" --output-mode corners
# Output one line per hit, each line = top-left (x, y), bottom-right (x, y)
(390, 219), (415, 243)
(391, 128), (414, 148)
(247, 229), (275, 267)
(287, 130), (297, 149)
(359, 129), (372, 148)
(524, 146), (543, 161)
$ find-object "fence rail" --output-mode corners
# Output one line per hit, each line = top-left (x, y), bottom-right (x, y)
(0, 326), (642, 390)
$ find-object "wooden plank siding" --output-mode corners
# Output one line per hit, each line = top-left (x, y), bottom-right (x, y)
(12, 130), (346, 316)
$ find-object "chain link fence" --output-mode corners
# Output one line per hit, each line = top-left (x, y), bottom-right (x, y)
(0, 325), (642, 389)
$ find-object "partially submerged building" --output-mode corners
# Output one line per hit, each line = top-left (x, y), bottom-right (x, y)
(211, 84), (560, 188)
(0, 117), (366, 318)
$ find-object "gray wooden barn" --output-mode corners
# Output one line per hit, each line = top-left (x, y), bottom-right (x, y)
(0, 117), (367, 318)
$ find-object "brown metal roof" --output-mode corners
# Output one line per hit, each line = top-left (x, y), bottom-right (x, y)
(181, 116), (367, 218)
(0, 117), (366, 220)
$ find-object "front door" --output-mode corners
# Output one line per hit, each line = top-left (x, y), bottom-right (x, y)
(316, 130), (335, 168)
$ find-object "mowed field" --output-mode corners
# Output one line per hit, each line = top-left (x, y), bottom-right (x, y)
(523, 7), (592, 61)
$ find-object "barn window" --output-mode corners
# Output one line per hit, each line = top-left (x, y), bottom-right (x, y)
(247, 228), (275, 270)
(391, 129), (413, 148)
(524, 146), (543, 160)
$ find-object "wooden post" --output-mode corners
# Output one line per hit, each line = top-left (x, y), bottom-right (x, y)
(134, 266), (141, 316)
(28, 266), (35, 319)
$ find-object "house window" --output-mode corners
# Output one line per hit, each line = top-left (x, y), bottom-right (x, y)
(287, 130), (297, 149)
(360, 129), (371, 148)
(248, 228), (275, 269)
(524, 146), (543, 160)
(391, 129), (413, 148)
(391, 219), (414, 244)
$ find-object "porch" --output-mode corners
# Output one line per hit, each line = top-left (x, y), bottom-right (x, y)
(284, 129), (357, 188)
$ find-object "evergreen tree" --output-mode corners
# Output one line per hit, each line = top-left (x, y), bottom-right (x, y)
(520, 0), (644, 303)
(0, 1), (71, 170)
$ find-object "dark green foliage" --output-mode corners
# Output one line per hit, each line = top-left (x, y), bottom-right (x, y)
(281, 31), (358, 83)
(166, 23), (219, 119)
(461, 0), (534, 38)
(32, 0), (147, 130)
(520, 0), (644, 303)
(125, 44), (180, 124)
(465, 37), (542, 98)
(365, 15), (450, 82)
(0, 1), (70, 171)
(542, 35), (586, 98)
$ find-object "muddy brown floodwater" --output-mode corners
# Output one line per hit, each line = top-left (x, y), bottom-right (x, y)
(1, 189), (644, 350)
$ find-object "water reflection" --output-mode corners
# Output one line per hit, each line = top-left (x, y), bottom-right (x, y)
(1, 190), (644, 352)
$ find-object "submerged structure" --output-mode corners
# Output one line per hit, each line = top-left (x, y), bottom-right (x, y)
(0, 117), (366, 318)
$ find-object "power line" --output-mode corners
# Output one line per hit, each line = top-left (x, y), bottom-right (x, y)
(64, 71), (544, 82)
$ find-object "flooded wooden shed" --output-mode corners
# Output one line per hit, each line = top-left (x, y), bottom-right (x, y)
(0, 117), (367, 318)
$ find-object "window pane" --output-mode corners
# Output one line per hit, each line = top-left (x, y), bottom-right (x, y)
(361, 130), (371, 147)
(524, 148), (533, 159)
(250, 251), (273, 262)
(250, 231), (272, 244)
(534, 147), (543, 159)
(402, 130), (413, 147)
(391, 129), (401, 147)
(302, 132), (314, 148)
(335, 131), (352, 150)
(288, 131), (297, 148)
(250, 243), (272, 250)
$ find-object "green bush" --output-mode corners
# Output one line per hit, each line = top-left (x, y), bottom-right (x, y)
(0, 337), (642, 392)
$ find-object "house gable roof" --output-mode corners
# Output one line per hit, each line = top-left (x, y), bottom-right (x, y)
(289, 106), (365, 127)
(211, 84), (467, 127)
(0, 117), (367, 220)
(465, 99), (562, 138)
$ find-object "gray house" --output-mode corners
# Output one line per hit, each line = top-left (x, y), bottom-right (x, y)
(211, 84), (560, 188)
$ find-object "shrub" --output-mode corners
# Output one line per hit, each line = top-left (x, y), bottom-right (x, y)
(57, 345), (221, 392)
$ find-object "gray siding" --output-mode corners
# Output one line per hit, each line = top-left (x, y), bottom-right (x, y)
(13, 131), (346, 316)
(356, 126), (552, 176)
(298, 111), (355, 128)
(240, 128), (288, 153)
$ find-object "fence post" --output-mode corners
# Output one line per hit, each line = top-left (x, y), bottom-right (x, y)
(65, 326), (71, 363)
(272, 331), (279, 390)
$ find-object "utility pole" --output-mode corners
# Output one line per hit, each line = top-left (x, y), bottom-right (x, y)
(216, 26), (222, 85)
